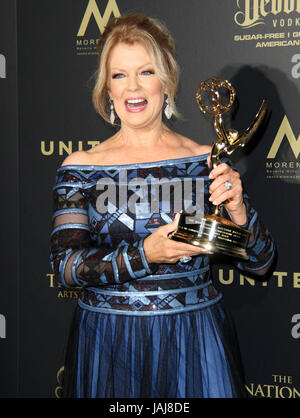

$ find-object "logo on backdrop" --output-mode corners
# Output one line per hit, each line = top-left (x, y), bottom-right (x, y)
(0, 54), (6, 78)
(41, 139), (100, 156)
(291, 314), (300, 338)
(0, 314), (6, 339)
(76, 0), (121, 56)
(265, 115), (300, 181)
(46, 273), (80, 299)
(54, 366), (64, 398)
(291, 53), (300, 78)
(218, 268), (300, 288)
(233, 0), (300, 48)
(246, 374), (300, 398)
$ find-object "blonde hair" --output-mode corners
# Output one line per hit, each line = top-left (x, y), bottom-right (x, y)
(92, 12), (180, 124)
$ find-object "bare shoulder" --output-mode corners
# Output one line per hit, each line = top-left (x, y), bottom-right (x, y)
(176, 133), (211, 156)
(192, 142), (211, 156)
(61, 150), (94, 167)
(60, 140), (112, 167)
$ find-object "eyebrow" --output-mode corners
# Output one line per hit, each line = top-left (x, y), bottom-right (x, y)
(110, 63), (154, 72)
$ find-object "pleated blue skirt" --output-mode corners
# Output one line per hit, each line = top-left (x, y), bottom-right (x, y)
(62, 300), (247, 398)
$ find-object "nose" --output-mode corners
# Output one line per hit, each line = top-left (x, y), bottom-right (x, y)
(127, 74), (140, 91)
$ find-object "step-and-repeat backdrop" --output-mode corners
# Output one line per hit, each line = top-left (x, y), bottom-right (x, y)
(1, 0), (299, 398)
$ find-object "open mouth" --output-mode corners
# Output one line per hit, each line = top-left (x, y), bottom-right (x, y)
(125, 98), (148, 111)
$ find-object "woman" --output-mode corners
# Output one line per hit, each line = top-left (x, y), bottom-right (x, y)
(50, 13), (275, 398)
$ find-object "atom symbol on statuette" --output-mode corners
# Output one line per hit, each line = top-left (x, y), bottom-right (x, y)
(196, 77), (236, 116)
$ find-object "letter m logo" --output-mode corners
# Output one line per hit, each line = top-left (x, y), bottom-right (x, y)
(267, 115), (300, 159)
(77, 0), (121, 36)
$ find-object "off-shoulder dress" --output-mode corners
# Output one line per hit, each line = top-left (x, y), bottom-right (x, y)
(50, 154), (275, 398)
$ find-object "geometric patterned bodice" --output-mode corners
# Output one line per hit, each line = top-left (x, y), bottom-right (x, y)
(50, 154), (275, 316)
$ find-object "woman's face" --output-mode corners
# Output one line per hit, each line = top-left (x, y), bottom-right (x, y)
(107, 41), (166, 129)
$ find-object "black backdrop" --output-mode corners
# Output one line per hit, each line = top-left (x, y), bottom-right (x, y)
(1, 0), (300, 398)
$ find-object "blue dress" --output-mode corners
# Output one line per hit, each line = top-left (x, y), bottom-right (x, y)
(50, 154), (275, 398)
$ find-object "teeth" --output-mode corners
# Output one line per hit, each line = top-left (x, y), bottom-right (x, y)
(127, 98), (146, 104)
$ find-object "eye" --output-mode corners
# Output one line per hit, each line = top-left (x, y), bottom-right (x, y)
(112, 73), (125, 79)
(140, 69), (155, 76)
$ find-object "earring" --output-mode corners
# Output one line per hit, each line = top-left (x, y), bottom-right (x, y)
(164, 96), (172, 120)
(110, 100), (115, 124)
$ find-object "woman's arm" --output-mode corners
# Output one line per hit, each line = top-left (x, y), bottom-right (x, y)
(208, 161), (276, 276)
(50, 168), (156, 289)
(230, 192), (276, 276)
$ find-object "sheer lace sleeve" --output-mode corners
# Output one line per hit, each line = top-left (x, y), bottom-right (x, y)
(217, 158), (276, 276)
(49, 169), (157, 289)
(224, 191), (276, 276)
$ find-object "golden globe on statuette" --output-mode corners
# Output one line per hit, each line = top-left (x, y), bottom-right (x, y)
(170, 77), (268, 260)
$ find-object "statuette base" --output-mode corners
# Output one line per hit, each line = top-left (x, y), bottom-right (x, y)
(170, 213), (250, 260)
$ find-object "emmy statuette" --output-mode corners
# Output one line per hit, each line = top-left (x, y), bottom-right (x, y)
(170, 77), (268, 260)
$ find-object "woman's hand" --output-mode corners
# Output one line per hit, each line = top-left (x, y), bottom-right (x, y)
(143, 213), (211, 264)
(207, 157), (247, 226)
